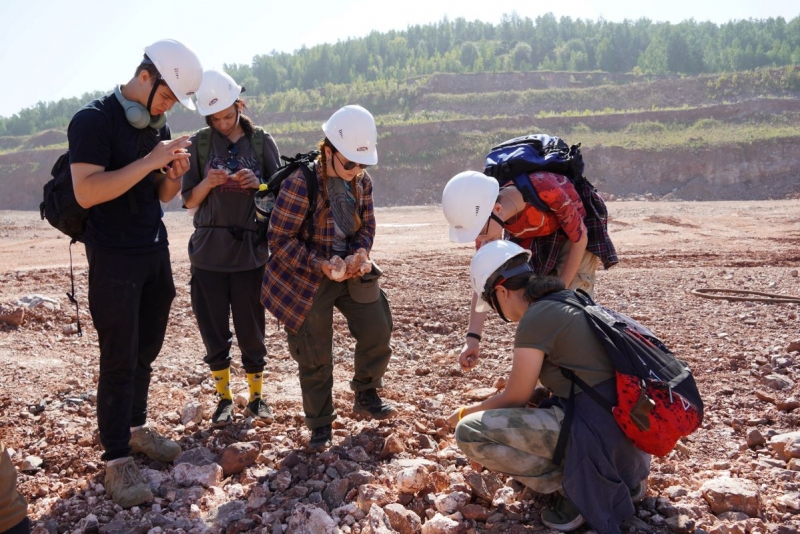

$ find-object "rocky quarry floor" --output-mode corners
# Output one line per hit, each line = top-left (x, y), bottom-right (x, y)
(0, 201), (799, 534)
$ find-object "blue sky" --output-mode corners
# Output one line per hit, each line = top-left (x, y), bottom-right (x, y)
(0, 0), (797, 118)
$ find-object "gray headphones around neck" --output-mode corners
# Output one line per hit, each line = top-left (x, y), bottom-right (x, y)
(114, 85), (167, 130)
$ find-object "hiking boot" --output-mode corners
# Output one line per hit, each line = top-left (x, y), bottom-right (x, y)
(104, 457), (153, 508)
(211, 399), (235, 427)
(244, 399), (274, 423)
(630, 479), (647, 503)
(353, 389), (397, 420)
(129, 425), (181, 463)
(541, 493), (585, 532)
(307, 425), (332, 453)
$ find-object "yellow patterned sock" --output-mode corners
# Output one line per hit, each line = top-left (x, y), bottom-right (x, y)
(247, 372), (263, 403)
(211, 368), (232, 401)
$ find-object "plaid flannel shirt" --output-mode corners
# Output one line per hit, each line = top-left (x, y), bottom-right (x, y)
(261, 165), (375, 334)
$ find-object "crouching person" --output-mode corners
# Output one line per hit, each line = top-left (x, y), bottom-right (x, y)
(447, 240), (649, 533)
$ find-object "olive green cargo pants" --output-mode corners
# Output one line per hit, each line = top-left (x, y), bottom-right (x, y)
(286, 277), (393, 429)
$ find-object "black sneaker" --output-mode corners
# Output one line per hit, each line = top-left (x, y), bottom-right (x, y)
(211, 399), (234, 427)
(353, 389), (397, 420)
(541, 493), (585, 532)
(307, 424), (332, 453)
(244, 399), (274, 423)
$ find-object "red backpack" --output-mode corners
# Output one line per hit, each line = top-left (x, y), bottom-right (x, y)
(542, 290), (704, 462)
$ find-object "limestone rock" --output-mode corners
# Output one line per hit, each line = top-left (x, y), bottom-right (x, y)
(286, 503), (338, 534)
(759, 373), (794, 390)
(383, 503), (422, 534)
(464, 471), (503, 503)
(700, 477), (760, 517)
(174, 446), (216, 466)
(396, 464), (430, 494)
(357, 484), (395, 513)
(420, 513), (465, 534)
(323, 478), (350, 508)
(769, 431), (800, 461)
(217, 441), (260, 476)
(206, 500), (246, 529)
(180, 401), (204, 425)
(380, 434), (406, 459)
(364, 503), (396, 534)
(433, 491), (469, 514)
(172, 462), (223, 488)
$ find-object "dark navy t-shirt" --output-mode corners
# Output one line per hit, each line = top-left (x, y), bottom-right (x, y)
(67, 93), (171, 253)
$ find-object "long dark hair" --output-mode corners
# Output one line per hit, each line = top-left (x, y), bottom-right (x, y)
(490, 254), (565, 301)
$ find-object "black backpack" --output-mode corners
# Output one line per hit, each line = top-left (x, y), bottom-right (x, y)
(39, 151), (86, 336)
(40, 151), (88, 243)
(255, 151), (319, 240)
(541, 290), (704, 463)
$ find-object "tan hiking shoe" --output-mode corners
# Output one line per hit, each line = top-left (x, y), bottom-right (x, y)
(105, 457), (153, 508)
(129, 425), (181, 462)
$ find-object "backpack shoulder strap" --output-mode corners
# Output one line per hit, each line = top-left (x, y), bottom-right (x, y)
(300, 162), (318, 210)
(196, 127), (212, 176)
(252, 127), (266, 182)
(511, 174), (551, 214)
(537, 288), (592, 308)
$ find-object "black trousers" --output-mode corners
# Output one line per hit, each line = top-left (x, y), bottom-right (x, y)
(86, 246), (175, 461)
(1, 518), (30, 534)
(190, 266), (267, 374)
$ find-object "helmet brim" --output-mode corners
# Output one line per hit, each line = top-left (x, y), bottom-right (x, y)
(176, 94), (197, 111)
(448, 224), (481, 244)
(474, 295), (492, 313)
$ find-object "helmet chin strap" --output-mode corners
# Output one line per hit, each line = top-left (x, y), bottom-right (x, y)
(490, 291), (511, 323)
(228, 107), (242, 138)
(146, 76), (162, 115)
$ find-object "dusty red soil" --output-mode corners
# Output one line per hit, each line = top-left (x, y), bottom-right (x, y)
(0, 200), (799, 533)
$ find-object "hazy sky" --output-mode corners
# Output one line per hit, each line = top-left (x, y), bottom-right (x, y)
(1, 0), (797, 118)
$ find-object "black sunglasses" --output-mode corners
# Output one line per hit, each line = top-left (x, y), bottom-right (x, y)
(334, 151), (369, 171)
(226, 143), (239, 173)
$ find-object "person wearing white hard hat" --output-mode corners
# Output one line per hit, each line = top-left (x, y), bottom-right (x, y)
(181, 69), (281, 428)
(442, 169), (616, 372)
(446, 240), (649, 533)
(67, 38), (203, 509)
(261, 105), (395, 453)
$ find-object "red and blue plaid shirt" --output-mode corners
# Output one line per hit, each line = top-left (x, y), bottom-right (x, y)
(507, 172), (618, 275)
(261, 165), (375, 333)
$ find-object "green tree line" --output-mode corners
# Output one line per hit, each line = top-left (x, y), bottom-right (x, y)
(2, 13), (799, 135)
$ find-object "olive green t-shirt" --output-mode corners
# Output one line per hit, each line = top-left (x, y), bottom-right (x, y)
(514, 294), (615, 398)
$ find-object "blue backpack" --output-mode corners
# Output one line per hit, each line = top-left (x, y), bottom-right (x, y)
(483, 134), (617, 269)
(483, 133), (591, 214)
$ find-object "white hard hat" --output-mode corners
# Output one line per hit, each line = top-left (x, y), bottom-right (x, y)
(196, 69), (242, 116)
(442, 171), (500, 243)
(470, 240), (531, 313)
(322, 105), (378, 165)
(144, 39), (203, 111)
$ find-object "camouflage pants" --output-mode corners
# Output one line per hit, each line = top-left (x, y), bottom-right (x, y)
(455, 406), (566, 494)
